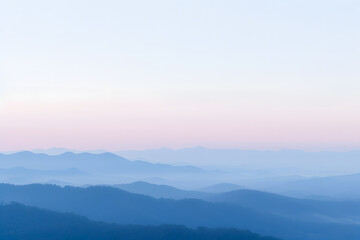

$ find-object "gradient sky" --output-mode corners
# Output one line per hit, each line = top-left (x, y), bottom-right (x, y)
(1, 0), (359, 151)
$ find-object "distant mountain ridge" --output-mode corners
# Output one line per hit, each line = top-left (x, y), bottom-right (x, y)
(4, 147), (360, 175)
(3, 151), (360, 199)
(114, 181), (212, 199)
(31, 148), (108, 155)
(0, 151), (205, 175)
(198, 183), (244, 193)
(265, 173), (360, 199)
(114, 147), (360, 174)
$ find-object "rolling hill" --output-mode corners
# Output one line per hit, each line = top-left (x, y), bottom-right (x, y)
(0, 203), (278, 240)
(2, 184), (360, 240)
(114, 181), (212, 199)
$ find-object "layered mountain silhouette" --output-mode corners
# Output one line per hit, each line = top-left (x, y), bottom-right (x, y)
(207, 189), (360, 221)
(0, 203), (278, 240)
(115, 181), (212, 199)
(115, 147), (360, 174)
(8, 147), (360, 175)
(198, 183), (244, 193)
(2, 184), (360, 240)
(111, 181), (360, 221)
(265, 173), (360, 199)
(0, 151), (204, 175)
(3, 151), (360, 199)
(114, 182), (245, 199)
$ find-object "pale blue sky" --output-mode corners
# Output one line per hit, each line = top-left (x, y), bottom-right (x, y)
(0, 0), (359, 151)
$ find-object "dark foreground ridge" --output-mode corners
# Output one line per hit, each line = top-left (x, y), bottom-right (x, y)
(0, 203), (278, 240)
(2, 184), (360, 240)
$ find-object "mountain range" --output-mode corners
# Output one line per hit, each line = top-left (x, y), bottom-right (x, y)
(114, 181), (212, 199)
(115, 147), (360, 175)
(264, 173), (360, 199)
(0, 151), (204, 175)
(2, 183), (360, 240)
(0, 203), (278, 240)
(5, 147), (360, 175)
(113, 181), (360, 221)
(3, 151), (360, 199)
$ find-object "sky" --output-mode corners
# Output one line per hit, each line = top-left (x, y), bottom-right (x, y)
(0, 0), (359, 151)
